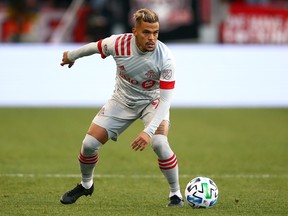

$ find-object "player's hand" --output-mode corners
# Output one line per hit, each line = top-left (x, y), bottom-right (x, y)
(60, 51), (74, 68)
(131, 131), (151, 151)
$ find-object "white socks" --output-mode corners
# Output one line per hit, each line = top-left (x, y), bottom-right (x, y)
(81, 180), (93, 189)
(169, 190), (182, 199)
(79, 134), (103, 189)
(151, 135), (182, 197)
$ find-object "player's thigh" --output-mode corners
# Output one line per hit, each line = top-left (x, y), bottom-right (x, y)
(87, 123), (109, 144)
(92, 100), (136, 141)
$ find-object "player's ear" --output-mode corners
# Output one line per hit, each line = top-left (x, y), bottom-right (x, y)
(132, 27), (136, 35)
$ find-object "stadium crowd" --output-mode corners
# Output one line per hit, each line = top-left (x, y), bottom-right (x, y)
(0, 0), (287, 43)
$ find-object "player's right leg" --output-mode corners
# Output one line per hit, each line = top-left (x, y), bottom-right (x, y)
(151, 132), (184, 207)
(60, 123), (108, 204)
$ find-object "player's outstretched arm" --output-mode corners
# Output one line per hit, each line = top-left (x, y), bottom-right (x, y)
(60, 51), (74, 68)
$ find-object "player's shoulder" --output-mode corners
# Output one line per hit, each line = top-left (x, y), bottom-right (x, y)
(156, 40), (168, 49)
(105, 33), (133, 43)
(155, 40), (174, 58)
(103, 33), (133, 57)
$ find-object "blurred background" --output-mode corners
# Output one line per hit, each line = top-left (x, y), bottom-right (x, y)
(1, 0), (288, 43)
(0, 0), (288, 107)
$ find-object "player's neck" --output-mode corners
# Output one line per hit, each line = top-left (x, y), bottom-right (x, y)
(133, 37), (154, 55)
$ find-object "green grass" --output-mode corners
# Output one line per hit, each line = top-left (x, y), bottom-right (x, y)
(0, 108), (287, 215)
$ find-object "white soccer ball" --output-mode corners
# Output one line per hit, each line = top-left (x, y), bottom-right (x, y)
(185, 176), (219, 208)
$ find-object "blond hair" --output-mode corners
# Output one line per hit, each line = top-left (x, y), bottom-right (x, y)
(133, 8), (159, 26)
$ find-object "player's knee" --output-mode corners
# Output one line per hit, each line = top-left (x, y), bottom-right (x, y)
(81, 134), (103, 156)
(151, 134), (167, 147)
(151, 134), (173, 159)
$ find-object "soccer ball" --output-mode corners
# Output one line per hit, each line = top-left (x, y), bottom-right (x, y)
(185, 176), (218, 208)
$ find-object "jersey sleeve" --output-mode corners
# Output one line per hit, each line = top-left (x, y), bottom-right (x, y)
(143, 88), (174, 137)
(143, 49), (176, 137)
(159, 50), (176, 90)
(67, 35), (118, 61)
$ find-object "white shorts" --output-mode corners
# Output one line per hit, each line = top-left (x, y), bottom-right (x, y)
(92, 98), (170, 141)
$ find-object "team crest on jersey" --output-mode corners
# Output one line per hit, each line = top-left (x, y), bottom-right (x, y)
(145, 70), (156, 79)
(162, 69), (172, 80)
(142, 80), (156, 89)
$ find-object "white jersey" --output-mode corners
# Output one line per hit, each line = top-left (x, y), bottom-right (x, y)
(67, 33), (176, 136)
(97, 33), (175, 108)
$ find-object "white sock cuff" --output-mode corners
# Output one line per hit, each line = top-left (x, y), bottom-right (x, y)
(81, 180), (93, 189)
(169, 190), (182, 199)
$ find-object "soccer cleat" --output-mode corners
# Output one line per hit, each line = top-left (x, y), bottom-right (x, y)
(167, 195), (184, 207)
(60, 184), (94, 204)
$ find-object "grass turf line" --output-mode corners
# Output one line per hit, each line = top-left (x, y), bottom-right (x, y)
(0, 107), (287, 216)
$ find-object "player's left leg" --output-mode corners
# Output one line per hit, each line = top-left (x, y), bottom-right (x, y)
(141, 101), (183, 207)
(151, 122), (184, 207)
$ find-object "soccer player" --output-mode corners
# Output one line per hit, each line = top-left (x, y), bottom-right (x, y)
(60, 8), (183, 207)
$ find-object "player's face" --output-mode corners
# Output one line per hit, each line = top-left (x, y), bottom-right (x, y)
(133, 21), (159, 52)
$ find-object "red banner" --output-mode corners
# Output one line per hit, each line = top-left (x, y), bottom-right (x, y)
(220, 4), (288, 44)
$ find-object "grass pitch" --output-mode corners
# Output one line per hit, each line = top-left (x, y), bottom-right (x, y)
(0, 108), (287, 216)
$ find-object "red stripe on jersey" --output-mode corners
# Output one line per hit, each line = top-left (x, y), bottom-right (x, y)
(120, 34), (127, 55)
(126, 34), (132, 56)
(115, 36), (121, 56)
(97, 39), (106, 59)
(159, 80), (175, 89)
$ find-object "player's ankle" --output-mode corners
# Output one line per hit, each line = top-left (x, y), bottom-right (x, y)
(169, 190), (182, 199)
(81, 180), (93, 189)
